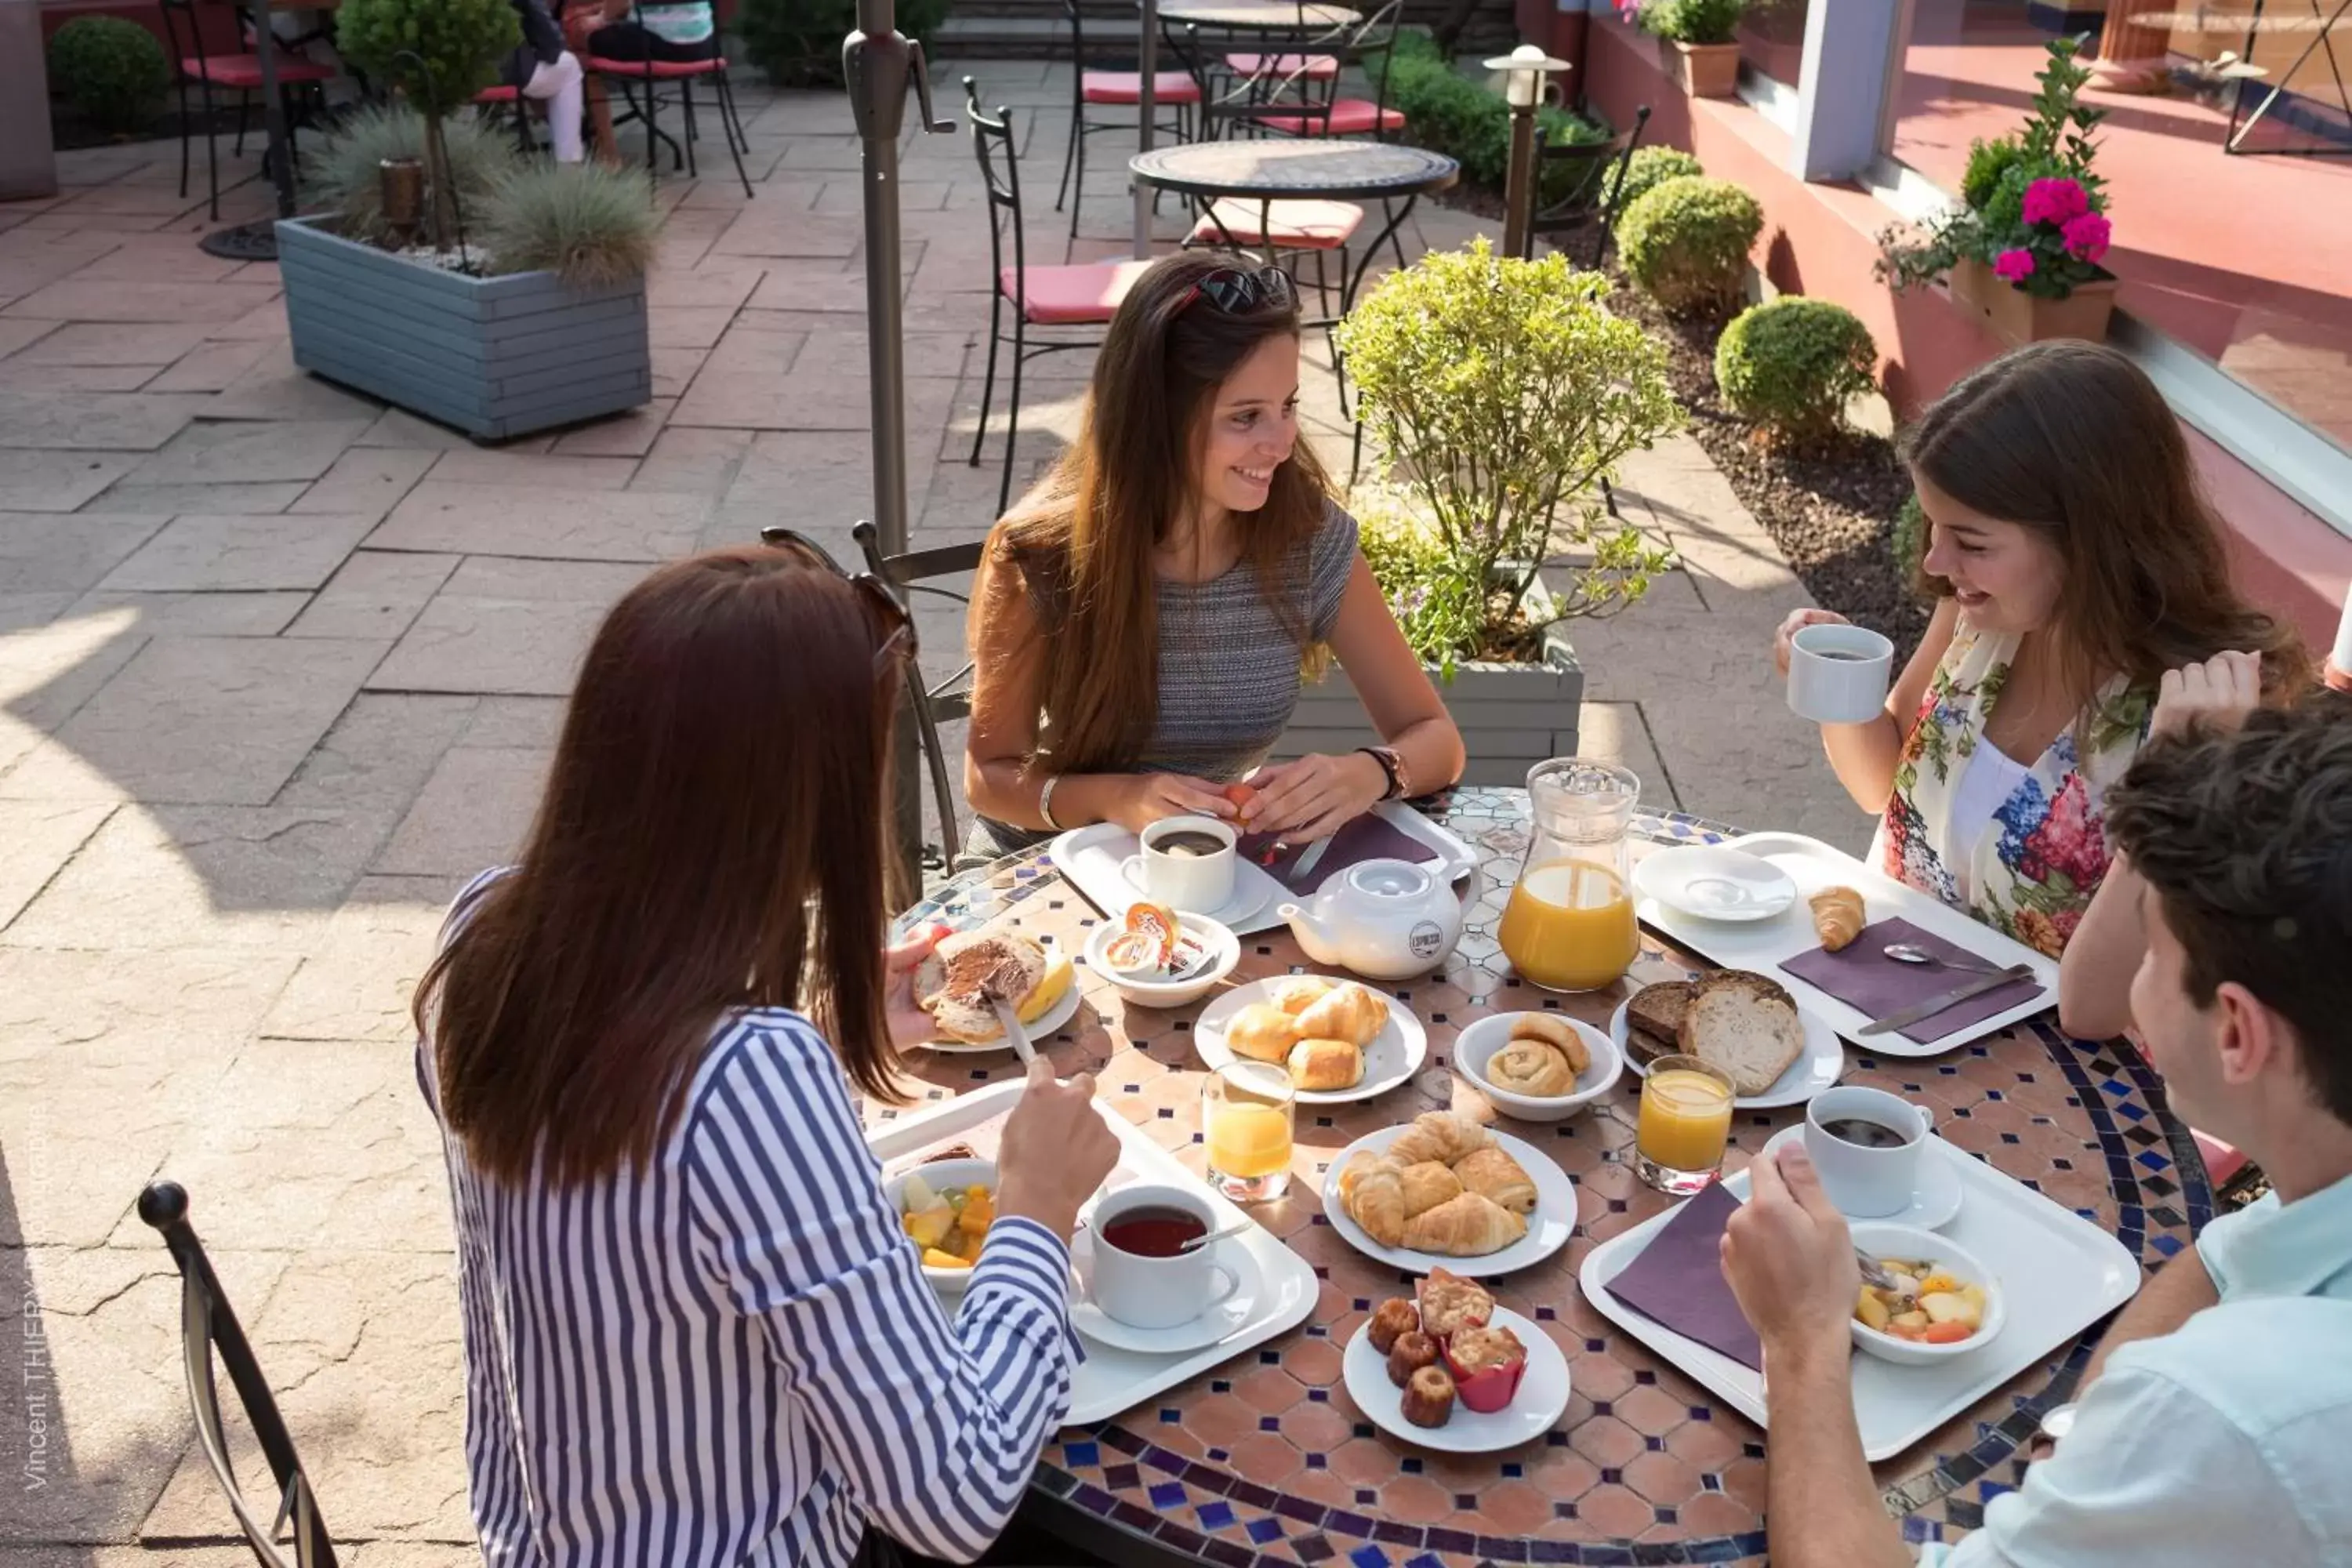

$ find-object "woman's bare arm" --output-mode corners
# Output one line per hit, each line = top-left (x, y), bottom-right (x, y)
(1810, 596), (1959, 814)
(1322, 555), (1465, 797)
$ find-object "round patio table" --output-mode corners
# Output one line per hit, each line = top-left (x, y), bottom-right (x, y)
(1156, 0), (1360, 26)
(877, 787), (2208, 1566)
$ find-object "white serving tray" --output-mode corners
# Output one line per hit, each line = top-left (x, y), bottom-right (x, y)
(1577, 1135), (2140, 1461)
(1635, 831), (2060, 1055)
(1049, 803), (1479, 937)
(866, 1080), (1319, 1425)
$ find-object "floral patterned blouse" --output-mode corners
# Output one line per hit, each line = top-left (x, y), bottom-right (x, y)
(1870, 623), (2154, 959)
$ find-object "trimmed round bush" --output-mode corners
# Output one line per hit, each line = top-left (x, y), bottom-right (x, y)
(1611, 146), (1703, 215)
(48, 16), (170, 136)
(1713, 296), (1878, 443)
(1615, 175), (1762, 316)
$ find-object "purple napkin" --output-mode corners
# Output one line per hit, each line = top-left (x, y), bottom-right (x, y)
(1235, 811), (1439, 895)
(1780, 916), (2045, 1045)
(1597, 1180), (1761, 1371)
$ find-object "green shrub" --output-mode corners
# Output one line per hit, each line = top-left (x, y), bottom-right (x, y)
(336, 0), (515, 113)
(1712, 296), (1877, 444)
(1612, 146), (1703, 214)
(1383, 31), (1606, 199)
(738, 0), (948, 85)
(1891, 491), (1926, 577)
(1334, 239), (1682, 671)
(1959, 135), (2021, 212)
(47, 16), (169, 136)
(481, 162), (662, 285)
(1614, 174), (1761, 315)
(1639, 0), (1745, 45)
(305, 102), (522, 246)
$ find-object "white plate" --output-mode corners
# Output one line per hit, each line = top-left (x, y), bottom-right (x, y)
(1762, 1124), (1962, 1230)
(1194, 978), (1428, 1105)
(1610, 994), (1846, 1110)
(1049, 804), (1479, 938)
(1632, 831), (2059, 1056)
(1579, 1131), (2139, 1461)
(1319, 1125), (1574, 1278)
(1069, 1229), (1267, 1355)
(920, 951), (1083, 1054)
(1632, 845), (1798, 922)
(1342, 1306), (1570, 1454)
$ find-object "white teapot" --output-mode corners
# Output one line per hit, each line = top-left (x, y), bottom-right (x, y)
(1278, 858), (1465, 982)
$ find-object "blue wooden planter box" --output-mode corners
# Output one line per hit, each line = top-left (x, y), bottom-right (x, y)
(275, 216), (651, 441)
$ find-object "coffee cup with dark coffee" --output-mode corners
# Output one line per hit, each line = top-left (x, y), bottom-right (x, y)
(1788, 622), (1896, 725)
(1802, 1086), (1929, 1218)
(1082, 1182), (1239, 1330)
(1123, 815), (1238, 914)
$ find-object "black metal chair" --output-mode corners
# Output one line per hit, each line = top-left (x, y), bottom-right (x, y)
(156, 0), (338, 221)
(139, 1181), (339, 1568)
(1517, 104), (1653, 268)
(583, 5), (753, 198)
(964, 77), (1144, 517)
(1055, 0), (1198, 239)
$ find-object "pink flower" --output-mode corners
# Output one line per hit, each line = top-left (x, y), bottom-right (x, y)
(1994, 248), (2037, 283)
(2020, 177), (2089, 227)
(2060, 211), (2111, 263)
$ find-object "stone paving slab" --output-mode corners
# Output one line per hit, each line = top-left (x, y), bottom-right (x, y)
(368, 482), (710, 562)
(97, 512), (379, 593)
(0, 392), (205, 452)
(260, 875), (463, 1045)
(0, 514), (166, 593)
(120, 419), (372, 487)
(285, 551), (462, 642)
(373, 746), (550, 879)
(367, 557), (645, 696)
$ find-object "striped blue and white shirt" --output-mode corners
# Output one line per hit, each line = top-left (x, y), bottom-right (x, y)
(419, 873), (1080, 1566)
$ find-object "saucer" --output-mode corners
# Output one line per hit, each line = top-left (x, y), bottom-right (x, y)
(1068, 1231), (1264, 1354)
(1120, 860), (1272, 928)
(1762, 1124), (1963, 1230)
(1632, 846), (1798, 923)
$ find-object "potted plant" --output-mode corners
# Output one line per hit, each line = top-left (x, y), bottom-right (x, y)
(1307, 240), (1682, 783)
(273, 0), (662, 440)
(1625, 0), (1745, 99)
(1877, 38), (2118, 346)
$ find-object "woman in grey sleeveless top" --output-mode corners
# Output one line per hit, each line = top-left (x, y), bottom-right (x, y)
(963, 253), (1465, 861)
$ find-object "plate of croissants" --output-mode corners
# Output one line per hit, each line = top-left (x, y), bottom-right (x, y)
(1322, 1112), (1575, 1276)
(1343, 1270), (1570, 1452)
(1194, 975), (1426, 1103)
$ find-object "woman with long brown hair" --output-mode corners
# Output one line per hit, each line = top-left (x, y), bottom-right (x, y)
(413, 543), (1118, 1566)
(1771, 340), (2310, 1039)
(963, 251), (1465, 857)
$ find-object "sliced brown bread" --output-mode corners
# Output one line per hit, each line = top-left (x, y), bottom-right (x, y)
(1624, 981), (1693, 1066)
(1676, 971), (1804, 1095)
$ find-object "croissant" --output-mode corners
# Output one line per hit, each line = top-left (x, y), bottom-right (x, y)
(1287, 1037), (1363, 1092)
(1486, 1037), (1577, 1097)
(1452, 1146), (1538, 1215)
(1294, 982), (1388, 1048)
(1387, 1111), (1494, 1168)
(1401, 1191), (1526, 1257)
(1347, 1163), (1409, 1247)
(1337, 1149), (1392, 1205)
(1396, 1160), (1464, 1218)
(1225, 1002), (1301, 1064)
(1810, 886), (1866, 953)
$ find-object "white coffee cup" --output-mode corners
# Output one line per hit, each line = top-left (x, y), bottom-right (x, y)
(1121, 815), (1237, 914)
(1081, 1183), (1239, 1330)
(1788, 622), (1896, 724)
(1802, 1087), (1929, 1218)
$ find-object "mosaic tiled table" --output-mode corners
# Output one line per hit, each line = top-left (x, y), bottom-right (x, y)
(875, 787), (2209, 1567)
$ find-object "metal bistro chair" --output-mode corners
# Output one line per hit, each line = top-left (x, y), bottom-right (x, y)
(156, 0), (337, 220)
(964, 77), (1151, 517)
(1055, 0), (1200, 239)
(1516, 103), (1652, 268)
(139, 1181), (339, 1568)
(586, 5), (753, 198)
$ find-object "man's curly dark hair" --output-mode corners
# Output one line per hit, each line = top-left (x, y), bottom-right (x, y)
(2103, 690), (2352, 1123)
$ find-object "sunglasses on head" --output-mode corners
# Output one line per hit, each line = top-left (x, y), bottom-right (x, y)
(757, 527), (917, 673)
(1181, 266), (1297, 316)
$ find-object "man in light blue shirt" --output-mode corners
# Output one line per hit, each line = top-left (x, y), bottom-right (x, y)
(1719, 694), (2352, 1567)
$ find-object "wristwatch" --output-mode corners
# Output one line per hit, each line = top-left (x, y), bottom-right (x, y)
(1356, 745), (1407, 802)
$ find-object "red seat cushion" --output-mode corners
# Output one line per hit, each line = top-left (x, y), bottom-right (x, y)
(1080, 70), (1202, 105)
(474, 84), (521, 103)
(1259, 99), (1406, 136)
(183, 53), (336, 89)
(1000, 260), (1154, 325)
(1225, 51), (1339, 79)
(1189, 198), (1361, 249)
(2194, 1131), (2248, 1186)
(586, 55), (727, 78)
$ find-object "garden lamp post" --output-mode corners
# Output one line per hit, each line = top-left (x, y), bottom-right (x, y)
(1484, 44), (1570, 260)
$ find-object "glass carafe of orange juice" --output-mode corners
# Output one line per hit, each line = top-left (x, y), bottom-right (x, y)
(1497, 758), (1640, 992)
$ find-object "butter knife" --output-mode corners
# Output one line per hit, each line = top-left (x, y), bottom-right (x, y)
(1287, 834), (1334, 887)
(1857, 964), (2038, 1037)
(989, 995), (1037, 1067)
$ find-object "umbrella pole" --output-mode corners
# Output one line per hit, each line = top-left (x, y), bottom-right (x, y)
(1134, 0), (1157, 256)
(845, 3), (951, 884)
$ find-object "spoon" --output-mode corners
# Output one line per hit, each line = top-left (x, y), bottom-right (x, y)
(1854, 1250), (1900, 1291)
(1179, 1219), (1254, 1254)
(1882, 942), (2006, 976)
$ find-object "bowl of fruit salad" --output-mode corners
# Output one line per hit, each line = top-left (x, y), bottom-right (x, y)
(886, 1159), (998, 1292)
(1846, 1223), (2004, 1366)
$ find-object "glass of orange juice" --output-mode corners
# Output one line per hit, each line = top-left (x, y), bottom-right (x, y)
(1498, 758), (1642, 992)
(1203, 1062), (1294, 1203)
(1636, 1055), (1735, 1195)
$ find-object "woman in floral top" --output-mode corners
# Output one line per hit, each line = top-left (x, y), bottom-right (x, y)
(1773, 343), (2309, 1039)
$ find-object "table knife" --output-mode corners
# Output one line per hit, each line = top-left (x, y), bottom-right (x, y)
(1287, 835), (1334, 886)
(1857, 964), (2038, 1036)
(989, 996), (1038, 1067)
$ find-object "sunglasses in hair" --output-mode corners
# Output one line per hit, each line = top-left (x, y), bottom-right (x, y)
(1181, 266), (1297, 316)
(757, 527), (917, 672)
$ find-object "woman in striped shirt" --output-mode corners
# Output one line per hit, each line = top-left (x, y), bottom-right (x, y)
(414, 543), (1120, 1566)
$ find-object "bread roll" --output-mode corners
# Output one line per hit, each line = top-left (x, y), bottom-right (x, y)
(1507, 1012), (1590, 1074)
(1286, 1037), (1363, 1092)
(1294, 982), (1388, 1047)
(1269, 975), (1335, 1017)
(1225, 1003), (1301, 1064)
